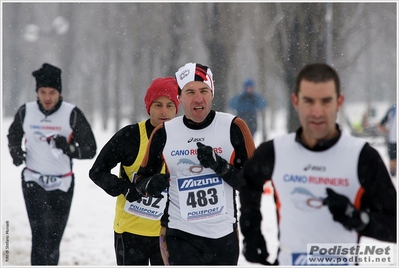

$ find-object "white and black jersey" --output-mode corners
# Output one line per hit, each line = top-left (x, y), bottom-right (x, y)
(239, 125), (397, 265)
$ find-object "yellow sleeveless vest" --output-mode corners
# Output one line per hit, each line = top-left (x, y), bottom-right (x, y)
(113, 121), (165, 236)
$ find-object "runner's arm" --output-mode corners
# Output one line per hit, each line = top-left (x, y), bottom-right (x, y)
(239, 140), (275, 234)
(7, 104), (26, 148)
(89, 125), (140, 196)
(135, 124), (167, 180)
(220, 117), (256, 190)
(357, 143), (397, 242)
(69, 107), (97, 159)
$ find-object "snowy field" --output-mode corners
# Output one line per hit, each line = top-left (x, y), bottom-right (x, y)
(1, 103), (397, 266)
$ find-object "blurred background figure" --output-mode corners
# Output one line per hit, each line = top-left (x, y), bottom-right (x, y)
(378, 104), (397, 177)
(229, 79), (267, 137)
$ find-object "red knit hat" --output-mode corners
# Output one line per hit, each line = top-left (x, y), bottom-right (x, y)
(144, 76), (179, 115)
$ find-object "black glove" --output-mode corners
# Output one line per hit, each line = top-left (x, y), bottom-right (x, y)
(135, 174), (170, 198)
(323, 188), (369, 231)
(10, 147), (26, 166)
(53, 135), (76, 156)
(196, 142), (230, 176)
(122, 182), (141, 202)
(240, 210), (279, 265)
(242, 231), (274, 265)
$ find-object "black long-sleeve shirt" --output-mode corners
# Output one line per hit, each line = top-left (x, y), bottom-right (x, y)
(89, 120), (155, 197)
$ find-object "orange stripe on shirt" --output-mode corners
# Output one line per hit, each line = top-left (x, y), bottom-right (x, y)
(232, 117), (256, 158)
(271, 180), (282, 224)
(354, 187), (365, 210)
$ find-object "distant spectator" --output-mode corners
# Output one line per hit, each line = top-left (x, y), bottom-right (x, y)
(378, 104), (397, 177)
(229, 79), (267, 136)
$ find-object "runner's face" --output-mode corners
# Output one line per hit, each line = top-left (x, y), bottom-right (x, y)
(291, 79), (344, 148)
(179, 81), (213, 123)
(149, 96), (177, 127)
(37, 87), (60, 111)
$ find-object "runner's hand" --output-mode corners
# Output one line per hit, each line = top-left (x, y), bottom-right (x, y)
(53, 135), (76, 156)
(242, 231), (273, 265)
(135, 174), (169, 198)
(196, 142), (229, 176)
(240, 211), (278, 265)
(323, 187), (365, 230)
(122, 182), (141, 202)
(10, 147), (25, 166)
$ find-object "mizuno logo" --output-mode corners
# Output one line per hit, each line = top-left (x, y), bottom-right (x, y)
(178, 175), (222, 191)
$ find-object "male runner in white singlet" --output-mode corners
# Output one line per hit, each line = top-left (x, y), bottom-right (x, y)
(239, 63), (397, 266)
(134, 62), (256, 265)
(7, 63), (97, 265)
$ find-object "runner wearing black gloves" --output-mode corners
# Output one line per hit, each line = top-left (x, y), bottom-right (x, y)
(134, 63), (255, 265)
(7, 63), (97, 265)
(89, 77), (179, 265)
(239, 63), (396, 265)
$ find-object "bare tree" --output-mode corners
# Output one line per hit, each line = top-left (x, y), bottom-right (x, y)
(2, 2), (395, 133)
(248, 3), (285, 139)
(267, 3), (329, 132)
(203, 3), (244, 111)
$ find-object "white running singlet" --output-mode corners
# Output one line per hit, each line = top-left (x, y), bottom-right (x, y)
(272, 132), (365, 265)
(162, 112), (236, 238)
(22, 101), (74, 192)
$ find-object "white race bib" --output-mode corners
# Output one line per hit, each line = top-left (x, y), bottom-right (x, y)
(23, 168), (72, 192)
(177, 174), (226, 222)
(123, 172), (167, 220)
(124, 192), (167, 220)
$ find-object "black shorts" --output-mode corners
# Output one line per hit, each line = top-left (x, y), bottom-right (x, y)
(114, 232), (163, 265)
(388, 142), (397, 160)
(164, 228), (239, 265)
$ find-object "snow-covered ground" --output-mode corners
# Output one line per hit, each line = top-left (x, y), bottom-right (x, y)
(1, 103), (397, 266)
